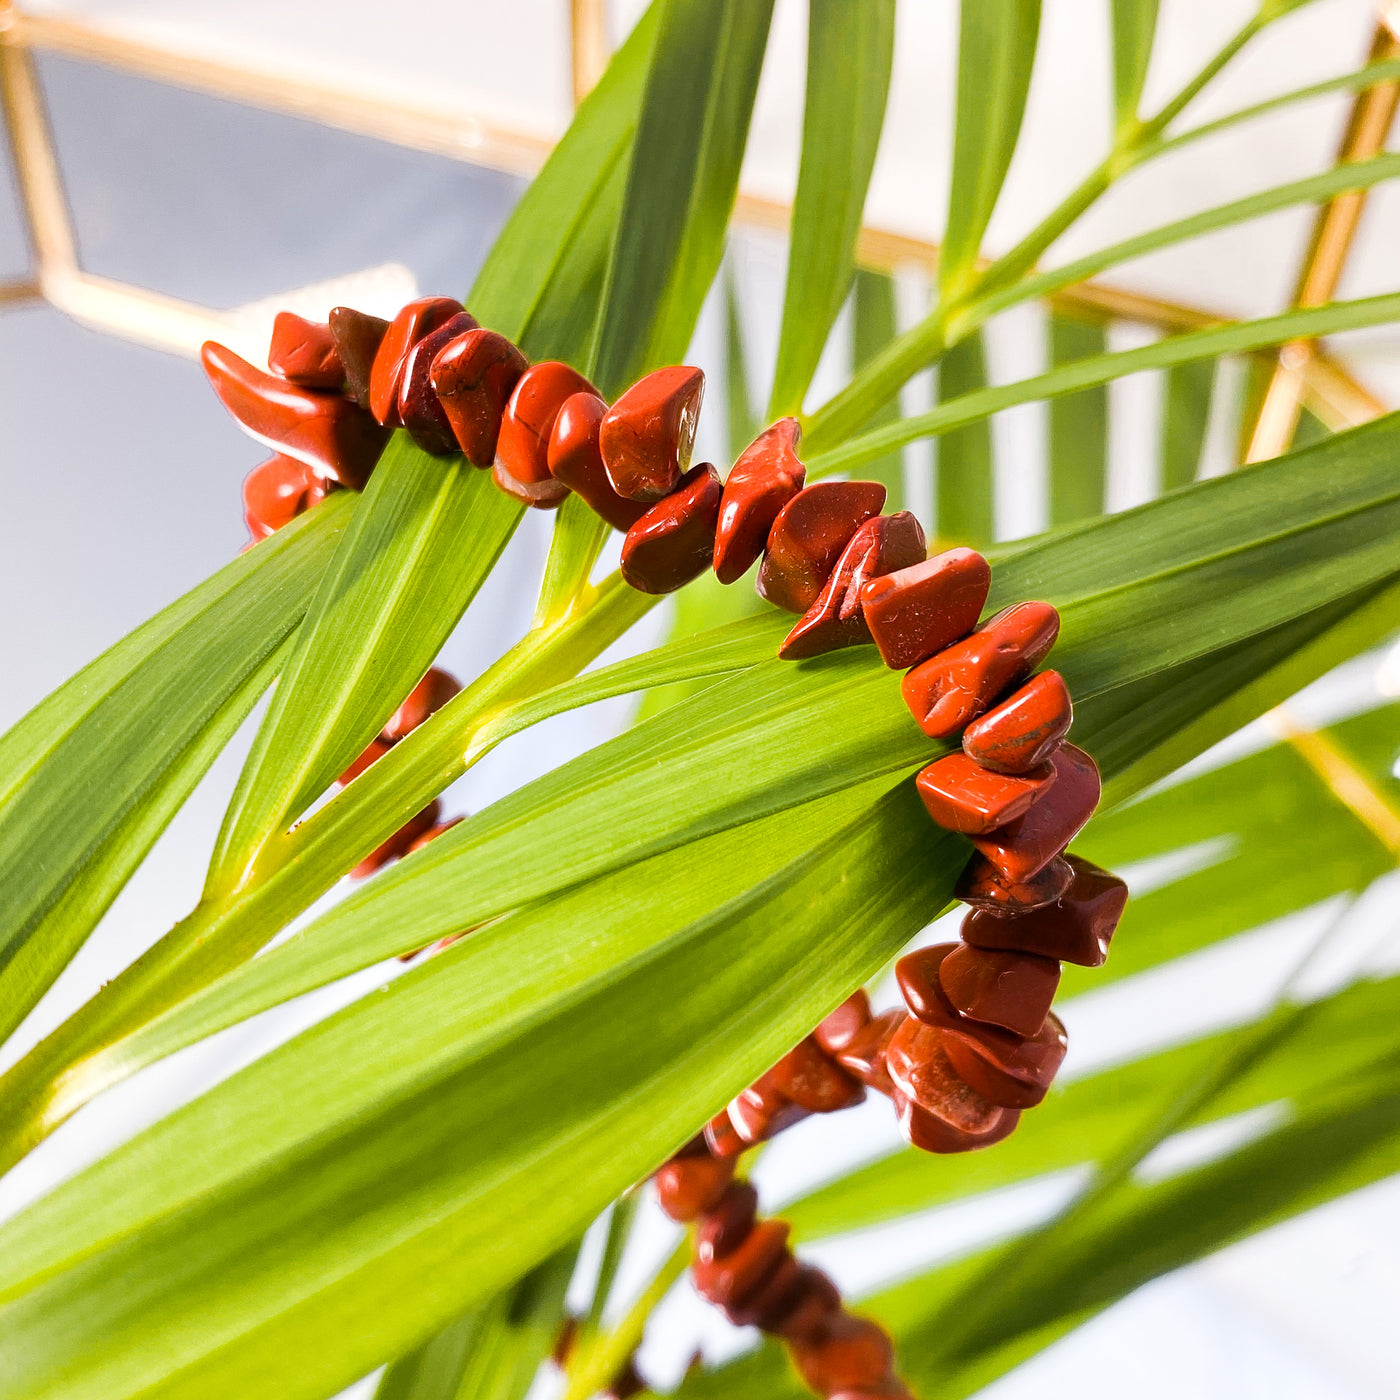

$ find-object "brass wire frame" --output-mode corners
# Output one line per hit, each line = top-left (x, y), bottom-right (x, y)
(0, 0), (1396, 848)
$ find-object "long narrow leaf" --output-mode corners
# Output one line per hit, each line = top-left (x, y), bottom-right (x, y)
(935, 331), (994, 545)
(852, 270), (907, 511)
(1047, 315), (1109, 525)
(1110, 0), (1159, 129)
(1159, 357), (1214, 490)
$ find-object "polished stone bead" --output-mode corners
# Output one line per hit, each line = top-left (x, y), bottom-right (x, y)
(202, 341), (390, 490)
(712, 418), (806, 583)
(600, 365), (705, 502)
(727, 1252), (803, 1330)
(691, 1218), (790, 1307)
(696, 1180), (758, 1263)
(397, 311), (479, 454)
(242, 454), (331, 539)
(962, 854), (1127, 967)
(728, 1069), (808, 1145)
(791, 1311), (897, 1395)
(352, 798), (442, 878)
(861, 547), (991, 670)
(938, 942), (1060, 1038)
(813, 990), (872, 1056)
(493, 456), (570, 509)
(886, 1018), (1004, 1131)
(944, 1011), (1068, 1110)
(757, 480), (887, 614)
(902, 601), (1061, 739)
(620, 462), (723, 593)
(430, 328), (529, 466)
(956, 852), (1074, 914)
(963, 669), (1073, 774)
(893, 1088), (1020, 1153)
(703, 1108), (749, 1159)
(778, 512), (926, 660)
(653, 1146), (735, 1221)
(369, 296), (470, 425)
(547, 391), (649, 531)
(969, 744), (1101, 882)
(497, 361), (598, 493)
(328, 306), (391, 409)
(832, 1007), (906, 1097)
(268, 311), (344, 390)
(915, 751), (1056, 835)
(773, 1267), (844, 1346)
(771, 1036), (865, 1113)
(382, 667), (462, 744)
(337, 736), (392, 787)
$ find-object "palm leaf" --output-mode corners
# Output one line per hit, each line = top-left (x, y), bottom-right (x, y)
(1047, 315), (1109, 526)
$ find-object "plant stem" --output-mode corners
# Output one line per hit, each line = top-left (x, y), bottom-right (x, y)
(562, 1235), (690, 1400)
(801, 10), (1268, 456)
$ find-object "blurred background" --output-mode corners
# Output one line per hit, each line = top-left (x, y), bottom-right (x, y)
(1, 1), (1398, 1396)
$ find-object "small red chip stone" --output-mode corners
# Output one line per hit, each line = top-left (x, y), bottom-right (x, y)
(600, 365), (705, 502)
(546, 392), (648, 532)
(956, 852), (1074, 914)
(430, 328), (529, 466)
(915, 750), (1056, 835)
(757, 480), (887, 614)
(496, 361), (598, 492)
(328, 306), (391, 410)
(712, 417), (806, 583)
(619, 462), (723, 594)
(368, 296), (468, 425)
(937, 942), (1061, 1038)
(382, 667), (462, 743)
(962, 669), (1073, 774)
(242, 454), (331, 539)
(397, 311), (480, 455)
(268, 311), (344, 390)
(860, 547), (991, 670)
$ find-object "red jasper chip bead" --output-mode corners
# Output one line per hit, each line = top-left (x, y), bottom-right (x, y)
(771, 1036), (865, 1113)
(430, 328), (529, 466)
(691, 1218), (790, 1308)
(397, 311), (480, 455)
(268, 311), (344, 390)
(916, 751), (1056, 835)
(696, 1180), (759, 1263)
(369, 296), (468, 425)
(703, 1108), (749, 1159)
(328, 306), (390, 410)
(352, 798), (442, 878)
(620, 462), (722, 594)
(832, 1007), (906, 1097)
(496, 360), (598, 500)
(202, 341), (389, 490)
(962, 854), (1127, 968)
(600, 365), (705, 502)
(963, 669), (1073, 775)
(938, 942), (1061, 1038)
(886, 1018), (1004, 1132)
(242, 454), (332, 539)
(861, 547), (991, 670)
(726, 1252), (804, 1330)
(779, 512), (926, 660)
(382, 667), (462, 743)
(814, 990), (873, 1056)
(969, 743), (1101, 883)
(758, 481), (887, 614)
(791, 1311), (897, 1395)
(775, 1267), (844, 1346)
(894, 1088), (1020, 1153)
(494, 456), (570, 510)
(712, 417), (806, 583)
(728, 1070), (809, 1146)
(546, 392), (648, 531)
(957, 852), (1074, 914)
(654, 1146), (735, 1221)
(337, 736), (391, 786)
(902, 601), (1060, 739)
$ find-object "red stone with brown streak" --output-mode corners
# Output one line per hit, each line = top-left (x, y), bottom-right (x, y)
(779, 512), (925, 660)
(727, 1253), (804, 1330)
(886, 1018), (1003, 1132)
(620, 462), (722, 594)
(894, 1088), (1020, 1153)
(397, 311), (479, 454)
(963, 670), (1073, 774)
(962, 854), (1127, 967)
(202, 341), (389, 490)
(712, 418), (806, 583)
(382, 667), (462, 744)
(329, 306), (390, 410)
(546, 392), (648, 531)
(600, 365), (705, 502)
(957, 852), (1074, 914)
(496, 360), (597, 496)
(902, 601), (1061, 739)
(915, 751), (1056, 835)
(774, 1268), (843, 1346)
(757, 480), (887, 614)
(861, 547), (991, 670)
(969, 744), (1101, 882)
(938, 943), (1061, 1037)
(242, 455), (332, 539)
(832, 1008), (906, 1097)
(494, 456), (570, 509)
(691, 1218), (789, 1307)
(369, 296), (469, 425)
(430, 328), (529, 466)
(268, 311), (344, 390)
(771, 1037), (865, 1113)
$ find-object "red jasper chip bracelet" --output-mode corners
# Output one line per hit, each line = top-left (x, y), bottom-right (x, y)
(207, 299), (1131, 1399)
